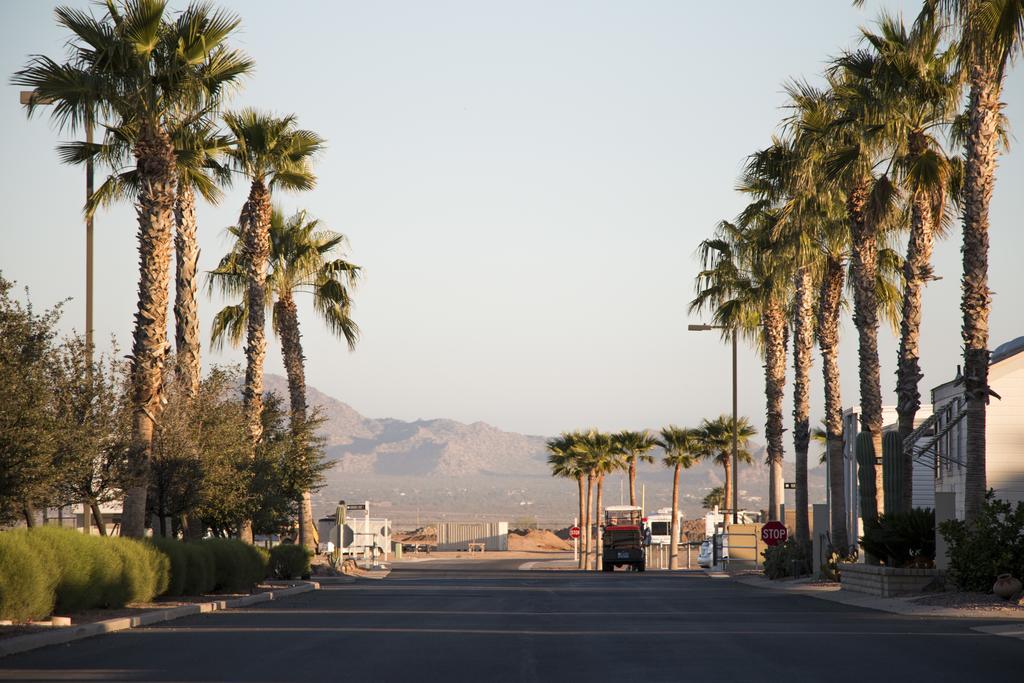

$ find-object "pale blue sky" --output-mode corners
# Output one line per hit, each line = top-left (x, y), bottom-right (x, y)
(1, 1), (1022, 449)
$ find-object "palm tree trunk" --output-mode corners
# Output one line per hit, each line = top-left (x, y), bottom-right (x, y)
(584, 473), (594, 568)
(818, 256), (849, 552)
(173, 182), (201, 398)
(722, 458), (732, 526)
(792, 266), (814, 546)
(895, 141), (935, 511)
(577, 474), (585, 569)
(121, 123), (177, 539)
(275, 293), (316, 552)
(594, 475), (604, 570)
(763, 296), (787, 522)
(669, 463), (681, 570)
(628, 457), (637, 507)
(238, 179), (272, 543)
(961, 62), (1001, 522)
(848, 178), (884, 517)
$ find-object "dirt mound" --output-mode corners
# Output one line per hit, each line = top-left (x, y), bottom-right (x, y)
(394, 526), (437, 543)
(508, 528), (572, 552)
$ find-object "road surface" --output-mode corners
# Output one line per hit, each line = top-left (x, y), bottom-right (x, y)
(2, 557), (1022, 682)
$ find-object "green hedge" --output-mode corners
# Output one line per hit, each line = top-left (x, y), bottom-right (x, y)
(201, 539), (268, 592)
(0, 531), (55, 622)
(269, 544), (312, 579)
(0, 528), (268, 623)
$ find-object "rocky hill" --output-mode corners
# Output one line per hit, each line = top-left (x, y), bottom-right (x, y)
(263, 375), (826, 526)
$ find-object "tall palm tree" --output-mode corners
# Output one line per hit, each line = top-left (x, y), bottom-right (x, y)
(546, 432), (587, 569)
(209, 207), (359, 549)
(222, 110), (323, 542)
(614, 430), (659, 507)
(837, 13), (962, 512)
(14, 0), (252, 537)
(657, 426), (698, 570)
(695, 415), (756, 522)
(918, 0), (1023, 521)
(576, 430), (622, 570)
(67, 118), (236, 399)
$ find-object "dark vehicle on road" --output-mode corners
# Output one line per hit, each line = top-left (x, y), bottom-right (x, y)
(602, 505), (647, 572)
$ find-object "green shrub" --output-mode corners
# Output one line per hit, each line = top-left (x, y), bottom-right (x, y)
(269, 544), (312, 579)
(182, 542), (216, 595)
(940, 493), (1024, 592)
(150, 537), (188, 597)
(106, 537), (169, 604)
(861, 508), (935, 568)
(762, 540), (811, 580)
(0, 531), (54, 622)
(201, 538), (266, 593)
(30, 526), (120, 610)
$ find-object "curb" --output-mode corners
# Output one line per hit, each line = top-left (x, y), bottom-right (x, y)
(0, 582), (319, 659)
(731, 575), (1024, 622)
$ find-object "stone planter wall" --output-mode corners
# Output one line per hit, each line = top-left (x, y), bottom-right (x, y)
(840, 563), (942, 597)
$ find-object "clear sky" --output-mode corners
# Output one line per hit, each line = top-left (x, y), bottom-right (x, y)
(1, 1), (1022, 450)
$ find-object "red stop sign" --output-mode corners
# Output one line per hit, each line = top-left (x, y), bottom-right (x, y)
(569, 526), (581, 539)
(761, 521), (788, 547)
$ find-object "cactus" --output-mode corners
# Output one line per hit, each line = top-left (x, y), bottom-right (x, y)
(855, 431), (880, 565)
(855, 431), (878, 527)
(882, 431), (904, 516)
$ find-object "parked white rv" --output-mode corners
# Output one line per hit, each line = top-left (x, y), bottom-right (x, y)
(646, 507), (684, 545)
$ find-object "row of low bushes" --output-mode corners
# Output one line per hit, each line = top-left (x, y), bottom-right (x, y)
(0, 528), (305, 623)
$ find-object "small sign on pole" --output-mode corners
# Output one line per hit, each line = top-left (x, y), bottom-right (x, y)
(569, 526), (581, 539)
(784, 482), (796, 490)
(346, 503), (367, 511)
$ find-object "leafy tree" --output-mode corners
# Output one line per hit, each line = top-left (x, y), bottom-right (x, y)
(47, 337), (131, 534)
(0, 276), (61, 524)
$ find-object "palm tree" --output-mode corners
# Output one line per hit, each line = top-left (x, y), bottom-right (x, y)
(702, 487), (725, 511)
(14, 1), (251, 537)
(917, 0), (1023, 521)
(695, 415), (756, 522)
(657, 426), (698, 570)
(576, 430), (622, 570)
(614, 430), (659, 507)
(546, 432), (587, 569)
(67, 118), (236, 399)
(222, 111), (323, 542)
(209, 207), (359, 549)
(692, 216), (789, 521)
(837, 13), (962, 512)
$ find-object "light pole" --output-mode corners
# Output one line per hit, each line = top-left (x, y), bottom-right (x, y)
(688, 323), (739, 525)
(22, 90), (95, 533)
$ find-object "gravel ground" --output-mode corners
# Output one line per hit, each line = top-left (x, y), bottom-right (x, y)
(906, 591), (1024, 612)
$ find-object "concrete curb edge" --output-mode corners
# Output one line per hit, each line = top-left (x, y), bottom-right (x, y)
(0, 581), (319, 659)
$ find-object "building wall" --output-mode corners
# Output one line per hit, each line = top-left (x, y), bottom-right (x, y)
(436, 522), (508, 551)
(933, 352), (1024, 518)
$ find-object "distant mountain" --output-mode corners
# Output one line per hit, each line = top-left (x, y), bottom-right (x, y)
(263, 375), (827, 527)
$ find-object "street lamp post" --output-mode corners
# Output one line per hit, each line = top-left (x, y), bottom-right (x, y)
(21, 90), (95, 533)
(688, 323), (739, 525)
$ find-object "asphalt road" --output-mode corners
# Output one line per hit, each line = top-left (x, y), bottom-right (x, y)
(2, 557), (1022, 682)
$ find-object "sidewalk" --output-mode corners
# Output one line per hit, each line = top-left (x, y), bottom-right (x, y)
(0, 582), (320, 659)
(730, 573), (1024, 626)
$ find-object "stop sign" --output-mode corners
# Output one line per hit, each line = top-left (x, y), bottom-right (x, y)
(569, 526), (581, 540)
(761, 521), (788, 547)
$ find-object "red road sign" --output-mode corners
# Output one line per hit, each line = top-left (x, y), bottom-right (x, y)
(569, 526), (581, 540)
(761, 521), (788, 547)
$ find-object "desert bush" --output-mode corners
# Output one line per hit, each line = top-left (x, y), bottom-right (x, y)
(149, 537), (188, 596)
(762, 540), (811, 580)
(940, 493), (1024, 592)
(182, 542), (216, 594)
(861, 508), (935, 568)
(0, 531), (54, 622)
(107, 537), (168, 604)
(269, 543), (312, 579)
(201, 538), (266, 592)
(30, 526), (121, 610)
